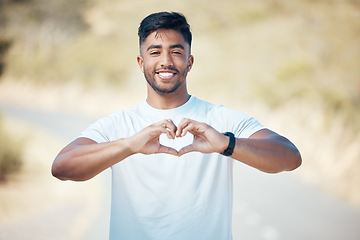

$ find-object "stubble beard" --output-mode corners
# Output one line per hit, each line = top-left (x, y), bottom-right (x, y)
(144, 67), (188, 94)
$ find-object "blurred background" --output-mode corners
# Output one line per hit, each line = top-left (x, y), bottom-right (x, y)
(0, 0), (359, 239)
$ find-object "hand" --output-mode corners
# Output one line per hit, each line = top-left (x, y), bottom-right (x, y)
(128, 119), (178, 156)
(176, 118), (229, 157)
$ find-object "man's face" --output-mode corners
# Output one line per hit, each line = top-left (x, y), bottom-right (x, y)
(137, 29), (194, 95)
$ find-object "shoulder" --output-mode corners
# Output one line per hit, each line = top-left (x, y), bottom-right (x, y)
(203, 101), (264, 137)
(98, 102), (145, 124)
(191, 97), (247, 117)
(190, 96), (221, 113)
(82, 103), (144, 138)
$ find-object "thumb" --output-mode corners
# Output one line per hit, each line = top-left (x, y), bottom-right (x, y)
(158, 145), (179, 156)
(177, 144), (196, 157)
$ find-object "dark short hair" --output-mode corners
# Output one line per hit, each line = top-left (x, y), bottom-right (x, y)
(138, 12), (192, 49)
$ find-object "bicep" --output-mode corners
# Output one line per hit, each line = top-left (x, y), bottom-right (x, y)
(249, 128), (299, 152)
(58, 137), (98, 155)
(249, 128), (279, 139)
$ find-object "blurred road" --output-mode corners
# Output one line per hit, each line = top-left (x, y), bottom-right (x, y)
(1, 103), (360, 240)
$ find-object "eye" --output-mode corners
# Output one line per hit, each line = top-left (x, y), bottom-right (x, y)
(172, 50), (182, 55)
(150, 51), (160, 55)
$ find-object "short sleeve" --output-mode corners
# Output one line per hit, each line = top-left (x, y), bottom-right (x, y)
(79, 115), (115, 143)
(233, 116), (264, 138)
(210, 105), (265, 138)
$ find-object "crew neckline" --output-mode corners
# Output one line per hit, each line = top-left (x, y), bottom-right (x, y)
(141, 95), (195, 117)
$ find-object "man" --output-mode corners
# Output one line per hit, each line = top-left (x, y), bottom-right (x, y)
(52, 12), (301, 240)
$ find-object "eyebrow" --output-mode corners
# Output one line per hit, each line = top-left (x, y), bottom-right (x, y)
(170, 44), (185, 50)
(146, 44), (185, 52)
(147, 44), (162, 51)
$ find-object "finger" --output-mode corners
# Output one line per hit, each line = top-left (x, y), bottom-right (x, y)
(178, 144), (196, 156)
(176, 118), (194, 137)
(176, 118), (188, 137)
(157, 119), (177, 139)
(165, 119), (177, 139)
(155, 125), (174, 140)
(180, 123), (194, 137)
(148, 125), (169, 138)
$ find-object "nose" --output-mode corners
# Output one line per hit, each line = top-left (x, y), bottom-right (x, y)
(160, 52), (174, 67)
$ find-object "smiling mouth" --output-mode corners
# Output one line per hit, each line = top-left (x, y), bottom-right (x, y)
(155, 67), (179, 80)
(157, 72), (176, 79)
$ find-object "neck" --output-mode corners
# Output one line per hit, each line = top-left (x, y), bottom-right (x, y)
(146, 86), (190, 110)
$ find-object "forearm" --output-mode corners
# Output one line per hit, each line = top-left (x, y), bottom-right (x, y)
(52, 119), (180, 181)
(52, 138), (132, 181)
(231, 135), (302, 173)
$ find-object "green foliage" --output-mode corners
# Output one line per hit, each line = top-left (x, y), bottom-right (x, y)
(1, 0), (89, 40)
(0, 39), (12, 76)
(0, 0), (134, 86)
(320, 87), (360, 133)
(5, 34), (132, 86)
(0, 116), (23, 181)
(0, 0), (93, 83)
(251, 60), (312, 109)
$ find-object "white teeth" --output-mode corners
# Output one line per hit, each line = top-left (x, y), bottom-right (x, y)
(159, 72), (174, 77)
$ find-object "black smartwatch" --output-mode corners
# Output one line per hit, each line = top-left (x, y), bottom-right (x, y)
(221, 132), (235, 156)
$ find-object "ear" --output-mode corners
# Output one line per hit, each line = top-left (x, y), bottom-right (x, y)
(187, 55), (194, 72)
(137, 55), (144, 73)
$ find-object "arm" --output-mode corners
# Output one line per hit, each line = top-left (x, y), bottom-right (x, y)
(52, 119), (178, 181)
(176, 118), (301, 173)
(231, 128), (302, 173)
(51, 137), (132, 181)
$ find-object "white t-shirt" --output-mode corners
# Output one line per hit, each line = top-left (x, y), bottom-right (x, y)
(80, 96), (264, 240)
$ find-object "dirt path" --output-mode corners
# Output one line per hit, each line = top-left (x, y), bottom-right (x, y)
(0, 109), (110, 240)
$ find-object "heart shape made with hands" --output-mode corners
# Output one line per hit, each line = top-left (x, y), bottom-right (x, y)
(159, 131), (194, 152)
(145, 118), (226, 156)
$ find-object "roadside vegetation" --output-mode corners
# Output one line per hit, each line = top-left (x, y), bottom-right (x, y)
(0, 116), (22, 181)
(0, 0), (359, 206)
